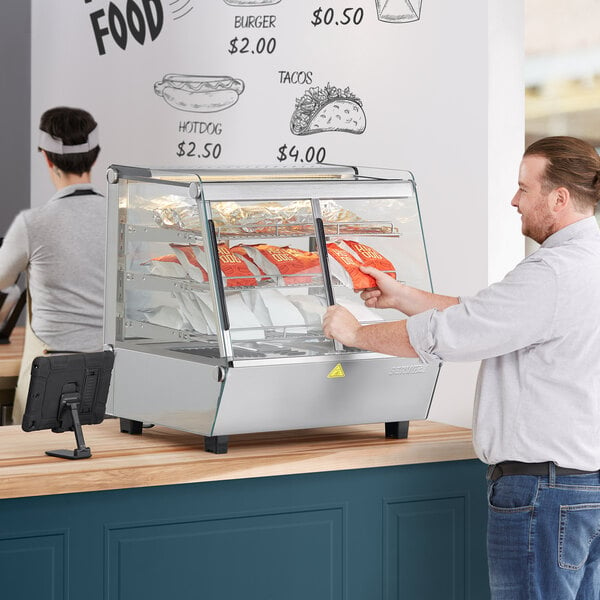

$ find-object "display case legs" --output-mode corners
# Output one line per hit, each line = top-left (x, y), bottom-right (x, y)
(385, 421), (409, 439)
(204, 435), (229, 454)
(120, 418), (143, 435)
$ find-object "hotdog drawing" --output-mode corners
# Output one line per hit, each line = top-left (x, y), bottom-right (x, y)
(154, 74), (245, 113)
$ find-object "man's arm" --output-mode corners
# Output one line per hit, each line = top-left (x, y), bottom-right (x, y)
(322, 304), (418, 357)
(322, 266), (459, 357)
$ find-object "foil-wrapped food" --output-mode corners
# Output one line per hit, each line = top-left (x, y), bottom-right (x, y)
(149, 197), (393, 235)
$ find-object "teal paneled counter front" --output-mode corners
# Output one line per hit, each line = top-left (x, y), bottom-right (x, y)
(0, 420), (489, 599)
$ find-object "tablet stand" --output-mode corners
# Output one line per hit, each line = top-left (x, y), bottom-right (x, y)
(46, 391), (92, 459)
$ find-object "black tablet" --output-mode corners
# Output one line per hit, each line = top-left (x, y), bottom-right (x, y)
(21, 350), (115, 458)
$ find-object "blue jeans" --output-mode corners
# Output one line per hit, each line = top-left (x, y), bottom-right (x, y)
(487, 466), (600, 599)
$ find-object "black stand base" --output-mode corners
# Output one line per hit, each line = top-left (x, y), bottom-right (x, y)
(46, 393), (93, 460)
(385, 421), (409, 439)
(46, 446), (91, 460)
(204, 435), (229, 454)
(120, 418), (143, 435)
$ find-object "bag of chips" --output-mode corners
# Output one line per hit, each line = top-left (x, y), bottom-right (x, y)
(170, 244), (209, 283)
(142, 254), (188, 278)
(326, 242), (376, 290)
(341, 240), (396, 279)
(215, 244), (260, 287)
(232, 244), (320, 285)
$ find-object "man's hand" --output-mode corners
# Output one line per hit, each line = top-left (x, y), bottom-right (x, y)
(359, 265), (404, 309)
(322, 305), (361, 347)
(360, 265), (459, 316)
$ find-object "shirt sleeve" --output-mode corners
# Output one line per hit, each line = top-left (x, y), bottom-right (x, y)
(406, 256), (558, 363)
(0, 212), (30, 289)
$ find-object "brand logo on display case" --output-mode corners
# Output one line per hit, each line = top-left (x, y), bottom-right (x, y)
(388, 365), (426, 375)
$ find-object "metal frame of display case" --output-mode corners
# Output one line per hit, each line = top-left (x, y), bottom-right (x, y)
(105, 165), (440, 453)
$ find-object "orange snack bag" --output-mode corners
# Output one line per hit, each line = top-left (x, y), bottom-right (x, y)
(170, 244), (209, 282)
(326, 242), (376, 290)
(143, 253), (189, 278)
(284, 247), (321, 278)
(148, 253), (179, 264)
(216, 244), (258, 287)
(342, 240), (396, 279)
(233, 244), (318, 285)
(229, 245), (260, 267)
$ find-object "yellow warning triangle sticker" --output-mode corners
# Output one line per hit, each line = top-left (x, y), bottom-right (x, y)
(327, 363), (346, 379)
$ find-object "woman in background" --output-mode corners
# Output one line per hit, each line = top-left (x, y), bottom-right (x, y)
(0, 107), (105, 423)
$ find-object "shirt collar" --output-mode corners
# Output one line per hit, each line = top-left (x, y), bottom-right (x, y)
(50, 183), (100, 201)
(541, 216), (599, 249)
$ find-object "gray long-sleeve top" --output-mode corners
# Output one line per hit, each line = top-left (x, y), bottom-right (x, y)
(0, 184), (106, 352)
(407, 217), (600, 471)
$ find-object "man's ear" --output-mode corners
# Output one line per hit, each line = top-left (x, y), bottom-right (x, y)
(552, 186), (570, 212)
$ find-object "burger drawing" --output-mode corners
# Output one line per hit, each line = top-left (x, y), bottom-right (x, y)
(154, 74), (245, 113)
(290, 83), (366, 135)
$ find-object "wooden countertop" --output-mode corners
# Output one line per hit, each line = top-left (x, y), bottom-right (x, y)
(0, 326), (23, 378)
(0, 419), (477, 500)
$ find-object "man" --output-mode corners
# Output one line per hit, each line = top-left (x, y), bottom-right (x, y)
(323, 136), (600, 600)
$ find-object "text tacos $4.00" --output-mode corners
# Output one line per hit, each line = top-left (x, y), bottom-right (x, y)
(290, 84), (366, 135)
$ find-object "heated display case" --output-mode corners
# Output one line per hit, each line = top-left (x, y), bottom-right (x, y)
(104, 165), (440, 452)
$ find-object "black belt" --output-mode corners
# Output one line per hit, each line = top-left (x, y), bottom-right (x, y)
(489, 461), (600, 482)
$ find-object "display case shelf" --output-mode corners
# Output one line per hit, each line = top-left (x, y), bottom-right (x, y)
(123, 319), (201, 342)
(122, 271), (326, 292)
(121, 222), (400, 245)
(122, 224), (202, 244)
(123, 319), (333, 354)
(122, 270), (398, 294)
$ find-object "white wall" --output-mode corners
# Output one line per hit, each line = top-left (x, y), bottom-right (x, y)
(30, 0), (525, 428)
(428, 0), (525, 427)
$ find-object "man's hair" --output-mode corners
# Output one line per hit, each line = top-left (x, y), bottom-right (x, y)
(524, 136), (600, 212)
(38, 107), (100, 175)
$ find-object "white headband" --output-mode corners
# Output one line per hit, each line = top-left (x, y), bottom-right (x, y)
(38, 125), (99, 155)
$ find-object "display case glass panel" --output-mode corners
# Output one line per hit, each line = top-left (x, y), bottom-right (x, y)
(108, 166), (432, 365)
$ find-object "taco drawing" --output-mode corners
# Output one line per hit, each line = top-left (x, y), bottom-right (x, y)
(290, 84), (366, 136)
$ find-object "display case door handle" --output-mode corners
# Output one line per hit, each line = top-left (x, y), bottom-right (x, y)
(315, 217), (335, 306)
(207, 219), (230, 332)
